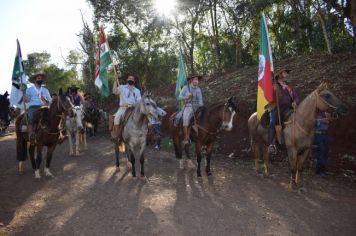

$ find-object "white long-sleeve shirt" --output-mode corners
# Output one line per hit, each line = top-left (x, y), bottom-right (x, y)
(117, 84), (141, 106)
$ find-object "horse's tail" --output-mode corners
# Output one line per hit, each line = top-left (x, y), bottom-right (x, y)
(15, 115), (27, 161)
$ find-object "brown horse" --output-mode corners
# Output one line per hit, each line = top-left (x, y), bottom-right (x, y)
(169, 97), (237, 177)
(15, 89), (73, 178)
(248, 83), (348, 188)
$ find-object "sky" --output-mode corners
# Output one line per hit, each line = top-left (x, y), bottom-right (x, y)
(0, 0), (93, 94)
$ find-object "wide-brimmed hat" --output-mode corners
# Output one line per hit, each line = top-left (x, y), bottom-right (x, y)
(187, 75), (203, 81)
(275, 68), (291, 80)
(29, 72), (46, 83)
(69, 85), (80, 92)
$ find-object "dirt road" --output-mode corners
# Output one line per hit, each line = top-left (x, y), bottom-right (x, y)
(1, 132), (356, 235)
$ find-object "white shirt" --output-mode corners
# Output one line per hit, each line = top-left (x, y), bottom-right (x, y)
(26, 85), (52, 107)
(117, 84), (141, 106)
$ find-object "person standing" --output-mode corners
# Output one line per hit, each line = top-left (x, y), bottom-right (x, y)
(314, 112), (332, 177)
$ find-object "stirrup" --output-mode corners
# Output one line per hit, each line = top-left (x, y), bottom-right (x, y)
(267, 144), (277, 154)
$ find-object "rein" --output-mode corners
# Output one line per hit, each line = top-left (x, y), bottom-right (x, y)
(195, 104), (228, 136)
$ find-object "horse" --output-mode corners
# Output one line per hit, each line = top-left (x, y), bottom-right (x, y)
(83, 100), (100, 136)
(0, 91), (11, 135)
(15, 89), (73, 178)
(248, 82), (348, 188)
(65, 105), (86, 156)
(169, 97), (237, 177)
(114, 93), (166, 177)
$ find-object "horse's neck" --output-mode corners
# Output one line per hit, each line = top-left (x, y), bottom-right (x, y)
(49, 101), (62, 131)
(130, 104), (148, 129)
(294, 92), (317, 132)
(203, 105), (223, 131)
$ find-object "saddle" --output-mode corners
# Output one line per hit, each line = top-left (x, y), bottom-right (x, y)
(117, 107), (135, 142)
(260, 108), (294, 129)
(171, 107), (206, 132)
(20, 107), (50, 132)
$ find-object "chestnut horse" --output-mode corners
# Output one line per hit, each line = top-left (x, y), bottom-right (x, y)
(15, 89), (73, 178)
(169, 97), (237, 177)
(248, 83), (348, 188)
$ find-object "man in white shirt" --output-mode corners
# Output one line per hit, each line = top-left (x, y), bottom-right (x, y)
(111, 74), (141, 141)
(23, 72), (52, 144)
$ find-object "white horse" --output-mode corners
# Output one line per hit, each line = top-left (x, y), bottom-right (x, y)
(114, 93), (166, 177)
(65, 106), (86, 156)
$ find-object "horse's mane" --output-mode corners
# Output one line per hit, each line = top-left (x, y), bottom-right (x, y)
(198, 101), (225, 124)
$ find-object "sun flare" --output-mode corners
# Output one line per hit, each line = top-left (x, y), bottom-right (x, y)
(153, 0), (177, 18)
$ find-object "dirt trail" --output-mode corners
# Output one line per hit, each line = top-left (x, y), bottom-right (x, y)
(1, 132), (356, 235)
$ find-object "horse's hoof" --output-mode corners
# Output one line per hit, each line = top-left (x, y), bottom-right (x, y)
(44, 168), (54, 178)
(206, 171), (212, 176)
(18, 162), (24, 173)
(35, 170), (41, 179)
(197, 173), (202, 177)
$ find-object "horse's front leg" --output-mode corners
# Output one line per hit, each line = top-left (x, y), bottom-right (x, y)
(130, 151), (136, 177)
(114, 142), (120, 170)
(140, 152), (145, 177)
(295, 148), (310, 188)
(29, 144), (36, 170)
(75, 130), (80, 156)
(44, 144), (57, 178)
(83, 128), (88, 150)
(35, 145), (43, 179)
(205, 143), (213, 175)
(287, 147), (298, 190)
(68, 131), (74, 156)
(195, 142), (203, 177)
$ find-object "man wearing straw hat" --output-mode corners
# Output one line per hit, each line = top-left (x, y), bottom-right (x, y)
(23, 72), (52, 144)
(178, 75), (204, 145)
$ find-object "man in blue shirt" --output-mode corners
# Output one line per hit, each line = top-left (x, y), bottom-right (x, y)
(314, 112), (332, 177)
(24, 72), (52, 144)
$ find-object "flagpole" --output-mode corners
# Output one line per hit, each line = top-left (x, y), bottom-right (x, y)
(16, 39), (28, 124)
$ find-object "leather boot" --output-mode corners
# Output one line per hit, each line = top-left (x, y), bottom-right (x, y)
(267, 127), (276, 154)
(182, 126), (190, 145)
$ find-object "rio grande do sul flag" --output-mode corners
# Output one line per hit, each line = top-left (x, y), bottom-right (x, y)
(95, 26), (112, 97)
(257, 12), (274, 120)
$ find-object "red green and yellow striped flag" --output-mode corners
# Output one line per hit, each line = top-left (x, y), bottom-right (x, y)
(257, 12), (274, 120)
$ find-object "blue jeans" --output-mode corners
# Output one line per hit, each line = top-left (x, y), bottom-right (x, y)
(269, 108), (277, 128)
(314, 133), (329, 174)
(152, 124), (161, 148)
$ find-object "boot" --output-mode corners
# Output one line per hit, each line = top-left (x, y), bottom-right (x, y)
(111, 124), (120, 142)
(182, 126), (190, 145)
(28, 125), (35, 145)
(267, 127), (277, 154)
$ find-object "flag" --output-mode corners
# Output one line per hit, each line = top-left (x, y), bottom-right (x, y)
(95, 26), (112, 97)
(175, 52), (187, 109)
(257, 12), (274, 120)
(10, 39), (27, 106)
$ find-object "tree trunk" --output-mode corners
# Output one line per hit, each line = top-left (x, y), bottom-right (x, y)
(317, 12), (332, 54)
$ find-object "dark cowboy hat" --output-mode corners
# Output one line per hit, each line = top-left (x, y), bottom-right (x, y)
(29, 72), (46, 83)
(187, 75), (203, 81)
(275, 68), (291, 80)
(69, 85), (80, 92)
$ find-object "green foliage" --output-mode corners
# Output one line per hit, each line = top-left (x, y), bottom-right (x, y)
(82, 0), (355, 93)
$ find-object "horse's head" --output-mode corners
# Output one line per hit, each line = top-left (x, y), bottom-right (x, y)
(140, 92), (167, 120)
(0, 91), (11, 127)
(57, 88), (74, 116)
(71, 105), (85, 131)
(221, 97), (237, 131)
(315, 82), (348, 116)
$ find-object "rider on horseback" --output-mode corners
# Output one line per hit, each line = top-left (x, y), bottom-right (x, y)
(267, 68), (300, 154)
(111, 73), (142, 141)
(68, 85), (83, 106)
(23, 72), (52, 145)
(178, 75), (204, 145)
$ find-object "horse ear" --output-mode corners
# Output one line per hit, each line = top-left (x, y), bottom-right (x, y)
(59, 88), (63, 96)
(317, 82), (327, 92)
(4, 91), (9, 97)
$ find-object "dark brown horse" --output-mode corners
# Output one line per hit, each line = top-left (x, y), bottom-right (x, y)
(169, 97), (237, 177)
(15, 89), (73, 178)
